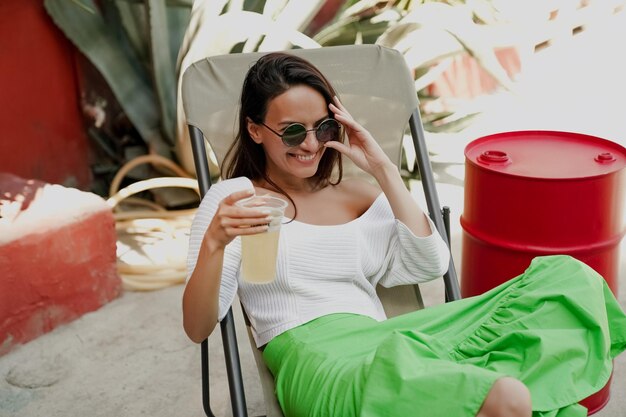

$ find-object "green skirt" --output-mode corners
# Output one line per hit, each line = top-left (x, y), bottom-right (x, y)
(263, 255), (626, 417)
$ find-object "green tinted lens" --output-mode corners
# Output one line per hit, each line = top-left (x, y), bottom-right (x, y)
(316, 119), (340, 142)
(282, 124), (307, 146)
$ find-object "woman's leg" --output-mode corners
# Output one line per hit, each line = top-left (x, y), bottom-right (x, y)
(476, 377), (532, 417)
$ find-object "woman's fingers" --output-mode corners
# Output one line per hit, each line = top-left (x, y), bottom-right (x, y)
(332, 95), (348, 112)
(208, 189), (277, 248)
(225, 224), (269, 237)
(220, 214), (272, 228)
(329, 103), (352, 125)
(331, 97), (358, 126)
(323, 140), (351, 155)
(222, 188), (254, 206)
(228, 205), (271, 220)
(330, 100), (367, 139)
(327, 96), (392, 176)
(222, 205), (271, 237)
(221, 189), (271, 219)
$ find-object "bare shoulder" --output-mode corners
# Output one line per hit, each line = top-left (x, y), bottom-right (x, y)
(334, 178), (382, 214)
(337, 177), (381, 198)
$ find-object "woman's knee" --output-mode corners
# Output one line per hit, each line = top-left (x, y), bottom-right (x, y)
(477, 377), (531, 417)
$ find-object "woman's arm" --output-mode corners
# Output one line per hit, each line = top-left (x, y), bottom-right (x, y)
(326, 98), (449, 283)
(325, 97), (432, 237)
(183, 239), (226, 343)
(370, 163), (432, 237)
(182, 187), (271, 343)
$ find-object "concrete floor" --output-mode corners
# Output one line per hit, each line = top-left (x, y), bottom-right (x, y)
(1, 9), (626, 417)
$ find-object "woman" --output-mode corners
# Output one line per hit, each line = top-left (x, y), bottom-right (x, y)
(183, 52), (626, 417)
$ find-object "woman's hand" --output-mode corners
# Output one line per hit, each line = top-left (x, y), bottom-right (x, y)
(185, 189), (269, 343)
(324, 96), (394, 177)
(203, 189), (271, 253)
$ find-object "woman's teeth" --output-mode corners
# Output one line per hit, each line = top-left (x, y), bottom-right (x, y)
(294, 154), (315, 161)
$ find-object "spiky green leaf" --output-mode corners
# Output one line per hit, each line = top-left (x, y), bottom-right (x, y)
(44, 0), (171, 155)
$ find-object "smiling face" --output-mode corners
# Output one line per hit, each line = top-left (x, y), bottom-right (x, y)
(247, 84), (331, 187)
(223, 52), (343, 194)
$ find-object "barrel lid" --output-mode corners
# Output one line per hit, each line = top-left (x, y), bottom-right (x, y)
(465, 130), (626, 179)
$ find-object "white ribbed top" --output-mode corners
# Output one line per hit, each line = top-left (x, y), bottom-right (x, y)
(186, 177), (450, 347)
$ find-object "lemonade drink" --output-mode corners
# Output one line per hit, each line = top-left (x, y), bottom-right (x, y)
(241, 228), (280, 283)
(236, 196), (287, 284)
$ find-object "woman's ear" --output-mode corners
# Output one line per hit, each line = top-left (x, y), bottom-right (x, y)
(247, 117), (262, 144)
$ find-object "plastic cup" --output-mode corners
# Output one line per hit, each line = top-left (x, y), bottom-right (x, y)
(235, 195), (288, 284)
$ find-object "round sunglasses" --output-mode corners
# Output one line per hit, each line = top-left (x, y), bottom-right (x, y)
(261, 118), (341, 147)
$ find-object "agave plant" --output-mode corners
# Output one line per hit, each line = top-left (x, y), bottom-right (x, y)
(174, 0), (516, 174)
(44, 0), (193, 161)
(44, 0), (328, 182)
(45, 0), (516, 181)
(173, 0), (327, 175)
(314, 0), (516, 131)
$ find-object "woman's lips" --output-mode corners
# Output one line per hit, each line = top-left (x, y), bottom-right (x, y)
(291, 153), (316, 161)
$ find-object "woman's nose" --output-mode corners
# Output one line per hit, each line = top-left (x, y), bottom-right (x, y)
(299, 130), (319, 150)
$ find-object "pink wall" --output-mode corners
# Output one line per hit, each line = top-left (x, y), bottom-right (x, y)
(0, 0), (92, 189)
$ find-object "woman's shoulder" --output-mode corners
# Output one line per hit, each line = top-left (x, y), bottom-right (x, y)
(336, 177), (381, 198)
(335, 177), (383, 216)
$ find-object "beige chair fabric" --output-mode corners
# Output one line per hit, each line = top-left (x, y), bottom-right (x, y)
(182, 44), (427, 417)
(182, 44), (418, 180)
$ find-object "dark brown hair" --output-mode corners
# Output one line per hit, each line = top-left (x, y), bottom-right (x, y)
(221, 52), (343, 216)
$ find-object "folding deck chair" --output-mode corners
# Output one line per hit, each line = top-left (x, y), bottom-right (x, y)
(181, 44), (462, 417)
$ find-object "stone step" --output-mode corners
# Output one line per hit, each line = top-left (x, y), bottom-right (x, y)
(0, 173), (122, 356)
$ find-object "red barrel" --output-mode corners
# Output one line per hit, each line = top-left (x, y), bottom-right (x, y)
(460, 130), (626, 415)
